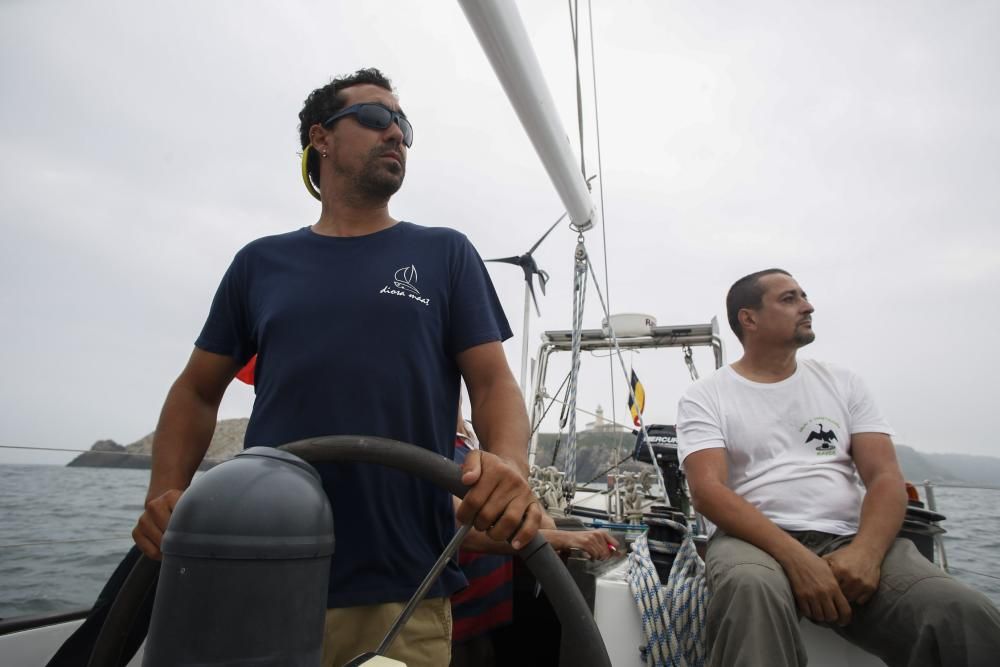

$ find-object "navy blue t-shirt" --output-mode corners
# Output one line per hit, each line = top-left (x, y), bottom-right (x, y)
(195, 222), (512, 607)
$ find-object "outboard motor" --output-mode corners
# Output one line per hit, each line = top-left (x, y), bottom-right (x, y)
(633, 424), (688, 513)
(144, 447), (334, 666)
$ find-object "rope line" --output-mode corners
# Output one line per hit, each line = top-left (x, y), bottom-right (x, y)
(542, 391), (637, 434)
(585, 0), (620, 475)
(627, 527), (709, 666)
(0, 444), (149, 455)
(530, 370), (573, 438)
(563, 240), (589, 498)
(582, 255), (671, 507)
(683, 345), (700, 381)
(568, 0), (587, 178)
(0, 444), (222, 465)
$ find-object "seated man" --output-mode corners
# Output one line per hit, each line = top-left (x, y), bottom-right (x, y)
(677, 268), (1000, 667)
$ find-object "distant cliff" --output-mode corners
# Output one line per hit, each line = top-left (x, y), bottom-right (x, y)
(68, 421), (1000, 487)
(920, 451), (1000, 488)
(66, 439), (153, 469)
(67, 419), (248, 469)
(536, 432), (999, 487)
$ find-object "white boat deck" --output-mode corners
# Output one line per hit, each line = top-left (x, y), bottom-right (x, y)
(594, 560), (885, 667)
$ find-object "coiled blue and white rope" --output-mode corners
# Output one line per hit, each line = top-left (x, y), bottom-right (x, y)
(626, 524), (709, 667)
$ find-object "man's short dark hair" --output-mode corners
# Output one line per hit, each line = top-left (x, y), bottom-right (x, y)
(298, 68), (395, 190)
(726, 268), (791, 341)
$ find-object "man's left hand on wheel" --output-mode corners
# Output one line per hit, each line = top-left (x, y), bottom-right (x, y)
(457, 449), (543, 550)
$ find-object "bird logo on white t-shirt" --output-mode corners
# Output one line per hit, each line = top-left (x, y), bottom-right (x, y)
(805, 423), (838, 450)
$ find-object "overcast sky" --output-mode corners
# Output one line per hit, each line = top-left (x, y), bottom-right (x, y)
(2, 1), (998, 466)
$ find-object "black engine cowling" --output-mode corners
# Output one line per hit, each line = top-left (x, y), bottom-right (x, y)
(143, 447), (334, 666)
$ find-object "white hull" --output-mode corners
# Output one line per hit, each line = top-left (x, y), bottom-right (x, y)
(0, 618), (143, 666)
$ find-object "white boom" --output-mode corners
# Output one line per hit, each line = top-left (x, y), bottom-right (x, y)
(458, 0), (596, 232)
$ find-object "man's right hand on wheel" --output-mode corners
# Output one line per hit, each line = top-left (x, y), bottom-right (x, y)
(132, 489), (183, 560)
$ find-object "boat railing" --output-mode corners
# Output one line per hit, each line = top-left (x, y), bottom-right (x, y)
(919, 480), (1000, 588)
(528, 318), (724, 464)
(920, 480), (949, 571)
(540, 321), (724, 365)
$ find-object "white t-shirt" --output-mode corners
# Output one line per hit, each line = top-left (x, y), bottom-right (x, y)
(676, 359), (893, 535)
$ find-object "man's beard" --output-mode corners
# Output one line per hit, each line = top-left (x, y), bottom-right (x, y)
(351, 144), (406, 200)
(793, 329), (816, 347)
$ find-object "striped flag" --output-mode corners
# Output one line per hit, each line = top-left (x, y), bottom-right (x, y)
(628, 368), (645, 427)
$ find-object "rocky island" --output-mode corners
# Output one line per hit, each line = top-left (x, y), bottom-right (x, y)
(67, 418), (249, 470)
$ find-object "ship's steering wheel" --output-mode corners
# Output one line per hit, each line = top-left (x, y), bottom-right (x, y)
(88, 436), (612, 667)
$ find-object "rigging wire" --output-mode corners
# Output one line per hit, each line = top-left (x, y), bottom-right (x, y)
(0, 443), (224, 462)
(529, 371), (573, 438)
(568, 0), (587, 178)
(567, 0), (622, 482)
(542, 391), (639, 435)
(582, 452), (637, 487)
(582, 0), (622, 473)
(684, 344), (701, 381)
(580, 254), (671, 508)
(554, 0), (652, 496)
(0, 444), (109, 454)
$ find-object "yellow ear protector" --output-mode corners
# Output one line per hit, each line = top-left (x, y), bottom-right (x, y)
(301, 145), (321, 201)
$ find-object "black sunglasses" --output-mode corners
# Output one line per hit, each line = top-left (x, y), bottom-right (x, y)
(322, 103), (413, 148)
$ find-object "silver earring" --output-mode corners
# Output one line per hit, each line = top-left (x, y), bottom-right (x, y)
(321, 151), (328, 158)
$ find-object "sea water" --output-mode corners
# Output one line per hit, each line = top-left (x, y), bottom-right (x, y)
(1, 464), (999, 620)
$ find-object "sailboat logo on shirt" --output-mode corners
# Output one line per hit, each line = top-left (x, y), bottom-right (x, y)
(393, 265), (420, 294)
(378, 264), (430, 306)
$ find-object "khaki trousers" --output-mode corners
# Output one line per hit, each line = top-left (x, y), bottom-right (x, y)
(321, 597), (452, 667)
(705, 531), (1000, 667)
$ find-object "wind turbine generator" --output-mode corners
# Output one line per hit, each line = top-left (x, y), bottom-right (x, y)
(487, 214), (564, 393)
